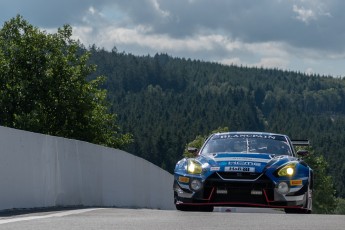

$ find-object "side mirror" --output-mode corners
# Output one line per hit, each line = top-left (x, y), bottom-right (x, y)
(187, 147), (199, 156)
(297, 150), (309, 157)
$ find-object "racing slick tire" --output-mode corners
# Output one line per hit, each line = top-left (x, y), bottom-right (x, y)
(174, 193), (214, 212)
(175, 204), (214, 212)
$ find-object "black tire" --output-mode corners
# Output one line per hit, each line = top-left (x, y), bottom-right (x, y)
(175, 204), (214, 212)
(199, 206), (214, 212)
(174, 192), (214, 212)
(284, 208), (309, 214)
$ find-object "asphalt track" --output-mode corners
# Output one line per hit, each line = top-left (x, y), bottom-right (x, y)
(0, 207), (344, 230)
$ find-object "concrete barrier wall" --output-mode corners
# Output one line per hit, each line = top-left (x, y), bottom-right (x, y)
(0, 126), (175, 211)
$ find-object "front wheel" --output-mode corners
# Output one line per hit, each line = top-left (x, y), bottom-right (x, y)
(174, 192), (214, 212)
(285, 179), (313, 214)
(176, 204), (214, 212)
(284, 207), (310, 214)
(284, 197), (312, 214)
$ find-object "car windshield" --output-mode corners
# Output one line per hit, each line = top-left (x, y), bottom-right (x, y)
(200, 134), (292, 156)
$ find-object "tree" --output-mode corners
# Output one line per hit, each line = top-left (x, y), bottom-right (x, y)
(183, 127), (229, 157)
(85, 30), (345, 196)
(0, 15), (132, 148)
(334, 198), (345, 214)
(300, 147), (337, 214)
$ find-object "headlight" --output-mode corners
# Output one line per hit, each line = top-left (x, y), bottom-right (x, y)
(187, 159), (203, 174)
(277, 163), (296, 177)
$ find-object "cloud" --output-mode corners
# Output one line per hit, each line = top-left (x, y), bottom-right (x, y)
(0, 0), (118, 27)
(3, 0), (345, 53)
(305, 67), (315, 75)
(113, 0), (345, 53)
(150, 0), (171, 18)
(254, 57), (290, 70)
(1, 0), (345, 76)
(73, 24), (241, 54)
(73, 21), (294, 70)
(219, 57), (242, 66)
(293, 5), (316, 24)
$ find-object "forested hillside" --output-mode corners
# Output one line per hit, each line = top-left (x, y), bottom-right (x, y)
(87, 47), (345, 197)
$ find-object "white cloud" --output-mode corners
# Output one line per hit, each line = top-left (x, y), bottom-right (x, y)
(305, 67), (314, 75)
(293, 5), (316, 24)
(254, 57), (290, 69)
(219, 57), (242, 66)
(244, 42), (289, 58)
(292, 0), (333, 24)
(73, 24), (243, 53)
(150, 0), (170, 18)
(73, 22), (296, 72)
(88, 6), (96, 15)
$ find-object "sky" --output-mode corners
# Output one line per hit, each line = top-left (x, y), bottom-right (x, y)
(1, 0), (344, 77)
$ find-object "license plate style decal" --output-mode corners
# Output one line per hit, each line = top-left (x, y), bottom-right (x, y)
(225, 166), (255, 172)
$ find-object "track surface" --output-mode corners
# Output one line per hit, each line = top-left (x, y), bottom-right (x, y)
(0, 208), (343, 230)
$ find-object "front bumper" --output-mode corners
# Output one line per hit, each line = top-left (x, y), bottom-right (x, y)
(174, 172), (307, 208)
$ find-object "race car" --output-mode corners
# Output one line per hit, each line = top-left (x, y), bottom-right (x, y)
(173, 132), (313, 213)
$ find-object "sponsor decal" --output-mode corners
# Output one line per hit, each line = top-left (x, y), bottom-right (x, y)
(215, 157), (270, 163)
(228, 161), (261, 166)
(290, 180), (303, 186)
(212, 133), (287, 142)
(210, 167), (220, 171)
(178, 176), (190, 183)
(218, 134), (277, 140)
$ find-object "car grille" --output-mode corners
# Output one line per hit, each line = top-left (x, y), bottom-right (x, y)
(202, 173), (275, 205)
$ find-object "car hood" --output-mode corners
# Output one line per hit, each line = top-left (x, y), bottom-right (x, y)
(199, 153), (291, 173)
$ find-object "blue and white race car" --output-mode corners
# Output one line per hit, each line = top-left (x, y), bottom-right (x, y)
(173, 132), (313, 213)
